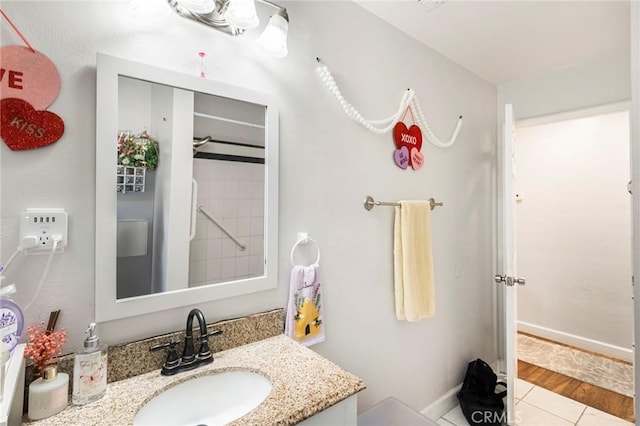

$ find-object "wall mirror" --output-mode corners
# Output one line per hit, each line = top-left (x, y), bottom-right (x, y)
(95, 53), (279, 322)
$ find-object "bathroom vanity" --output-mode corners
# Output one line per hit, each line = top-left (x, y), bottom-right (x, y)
(1, 344), (25, 426)
(26, 51), (365, 425)
(24, 335), (363, 425)
(23, 309), (365, 425)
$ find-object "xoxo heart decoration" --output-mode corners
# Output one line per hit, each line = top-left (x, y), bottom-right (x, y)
(1, 98), (64, 151)
(394, 146), (409, 170)
(410, 148), (424, 170)
(393, 122), (423, 167)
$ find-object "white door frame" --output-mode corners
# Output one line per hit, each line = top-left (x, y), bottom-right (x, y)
(502, 4), (640, 417)
(496, 4), (640, 421)
(515, 103), (633, 365)
(630, 1), (640, 419)
(501, 105), (634, 423)
(501, 104), (517, 425)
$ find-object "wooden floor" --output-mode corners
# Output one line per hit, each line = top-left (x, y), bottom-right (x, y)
(518, 360), (634, 423)
(519, 332), (633, 366)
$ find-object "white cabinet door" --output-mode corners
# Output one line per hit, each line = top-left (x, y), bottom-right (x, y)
(297, 395), (357, 426)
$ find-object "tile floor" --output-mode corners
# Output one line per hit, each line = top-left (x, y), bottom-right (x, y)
(437, 379), (634, 426)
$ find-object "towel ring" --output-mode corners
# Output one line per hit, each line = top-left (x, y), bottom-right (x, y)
(290, 235), (320, 266)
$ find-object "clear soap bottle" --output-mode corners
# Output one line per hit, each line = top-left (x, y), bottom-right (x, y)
(72, 323), (107, 405)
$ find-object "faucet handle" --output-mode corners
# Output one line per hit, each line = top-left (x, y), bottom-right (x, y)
(203, 329), (223, 340)
(150, 340), (180, 370)
(197, 329), (222, 359)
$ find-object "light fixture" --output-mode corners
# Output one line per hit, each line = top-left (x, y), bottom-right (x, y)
(167, 0), (290, 57)
(256, 8), (288, 58)
(225, 0), (260, 29)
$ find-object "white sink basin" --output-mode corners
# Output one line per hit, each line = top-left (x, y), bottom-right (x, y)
(133, 371), (272, 426)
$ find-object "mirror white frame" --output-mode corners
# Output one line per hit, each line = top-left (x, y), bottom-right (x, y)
(95, 53), (279, 322)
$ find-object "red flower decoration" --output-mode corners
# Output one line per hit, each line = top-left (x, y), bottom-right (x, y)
(23, 322), (66, 374)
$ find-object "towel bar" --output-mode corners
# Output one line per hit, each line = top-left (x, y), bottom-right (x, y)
(363, 195), (443, 211)
(198, 205), (246, 251)
(290, 233), (320, 266)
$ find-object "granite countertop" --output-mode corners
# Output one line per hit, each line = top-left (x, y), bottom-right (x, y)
(25, 335), (366, 426)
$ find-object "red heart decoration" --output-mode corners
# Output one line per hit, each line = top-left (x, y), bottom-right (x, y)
(393, 122), (422, 167)
(1, 98), (64, 151)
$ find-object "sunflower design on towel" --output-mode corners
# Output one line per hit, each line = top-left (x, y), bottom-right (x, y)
(285, 264), (325, 346)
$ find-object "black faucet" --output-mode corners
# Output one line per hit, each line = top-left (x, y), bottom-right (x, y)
(150, 308), (222, 376)
(183, 308), (212, 364)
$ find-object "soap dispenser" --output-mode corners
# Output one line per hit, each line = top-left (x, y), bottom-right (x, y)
(72, 323), (107, 405)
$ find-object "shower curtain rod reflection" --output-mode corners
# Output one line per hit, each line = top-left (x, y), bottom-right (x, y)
(193, 136), (266, 150)
(363, 195), (443, 211)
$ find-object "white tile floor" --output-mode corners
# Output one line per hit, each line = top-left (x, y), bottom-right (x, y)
(437, 379), (634, 426)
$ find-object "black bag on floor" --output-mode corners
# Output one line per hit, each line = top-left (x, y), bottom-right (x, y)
(456, 358), (508, 426)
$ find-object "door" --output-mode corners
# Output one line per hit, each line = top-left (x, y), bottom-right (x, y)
(632, 2), (640, 419)
(496, 104), (523, 425)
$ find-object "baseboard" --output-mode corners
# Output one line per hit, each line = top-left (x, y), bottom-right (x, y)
(421, 383), (461, 420)
(420, 359), (503, 419)
(518, 321), (633, 363)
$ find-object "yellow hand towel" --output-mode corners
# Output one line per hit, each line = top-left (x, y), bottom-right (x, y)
(394, 200), (435, 321)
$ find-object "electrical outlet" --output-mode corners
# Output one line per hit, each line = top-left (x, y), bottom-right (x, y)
(20, 208), (68, 254)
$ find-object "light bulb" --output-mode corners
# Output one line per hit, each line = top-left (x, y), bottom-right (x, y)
(225, 0), (259, 29)
(257, 11), (288, 58)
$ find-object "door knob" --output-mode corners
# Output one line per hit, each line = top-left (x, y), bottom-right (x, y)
(494, 275), (513, 285)
(494, 275), (525, 286)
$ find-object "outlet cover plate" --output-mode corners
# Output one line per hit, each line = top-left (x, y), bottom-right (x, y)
(20, 208), (68, 254)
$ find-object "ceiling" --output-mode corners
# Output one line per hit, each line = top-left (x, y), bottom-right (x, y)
(354, 0), (630, 86)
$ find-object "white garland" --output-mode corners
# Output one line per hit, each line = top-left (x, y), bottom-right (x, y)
(316, 62), (463, 148)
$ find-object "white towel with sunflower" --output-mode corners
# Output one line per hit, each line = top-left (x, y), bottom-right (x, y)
(285, 264), (325, 347)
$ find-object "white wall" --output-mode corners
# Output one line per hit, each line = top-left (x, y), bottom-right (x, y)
(515, 111), (633, 352)
(0, 1), (497, 412)
(498, 53), (630, 122)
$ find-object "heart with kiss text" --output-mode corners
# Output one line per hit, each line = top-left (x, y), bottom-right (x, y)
(393, 122), (422, 167)
(1, 98), (64, 151)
